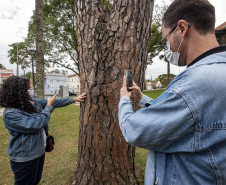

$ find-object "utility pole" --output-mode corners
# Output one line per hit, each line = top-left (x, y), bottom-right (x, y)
(17, 43), (19, 76)
(22, 66), (26, 78)
(29, 49), (36, 97)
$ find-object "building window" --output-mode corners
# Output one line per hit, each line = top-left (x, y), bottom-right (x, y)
(50, 80), (53, 88)
(56, 80), (60, 87)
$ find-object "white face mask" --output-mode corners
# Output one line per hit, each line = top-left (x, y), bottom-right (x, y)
(28, 89), (34, 97)
(165, 27), (184, 66)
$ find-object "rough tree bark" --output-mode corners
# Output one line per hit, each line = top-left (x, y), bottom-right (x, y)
(72, 0), (154, 184)
(35, 0), (44, 98)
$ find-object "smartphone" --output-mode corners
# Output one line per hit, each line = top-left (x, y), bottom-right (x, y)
(54, 89), (57, 95)
(124, 70), (133, 91)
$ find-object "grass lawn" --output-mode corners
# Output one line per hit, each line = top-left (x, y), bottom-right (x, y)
(0, 90), (164, 185)
(0, 105), (80, 185)
(143, 89), (165, 99)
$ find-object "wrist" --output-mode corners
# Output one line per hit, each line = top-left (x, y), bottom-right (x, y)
(120, 94), (130, 100)
(139, 93), (143, 102)
(47, 102), (53, 106)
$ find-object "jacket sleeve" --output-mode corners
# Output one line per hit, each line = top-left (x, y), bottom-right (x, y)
(4, 105), (53, 134)
(139, 94), (154, 108)
(118, 90), (195, 153)
(34, 98), (75, 109)
(52, 97), (75, 108)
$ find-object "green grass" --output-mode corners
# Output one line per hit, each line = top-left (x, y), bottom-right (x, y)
(0, 105), (80, 185)
(0, 90), (164, 184)
(143, 89), (165, 99)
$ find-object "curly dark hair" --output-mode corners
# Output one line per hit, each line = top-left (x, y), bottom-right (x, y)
(0, 76), (36, 114)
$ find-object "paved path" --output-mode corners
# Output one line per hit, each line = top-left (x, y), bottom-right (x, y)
(0, 108), (5, 116)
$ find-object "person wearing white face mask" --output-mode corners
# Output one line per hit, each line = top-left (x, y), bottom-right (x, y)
(163, 24), (190, 66)
(118, 0), (226, 184)
(0, 76), (86, 185)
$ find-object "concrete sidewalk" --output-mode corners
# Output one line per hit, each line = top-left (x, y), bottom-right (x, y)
(0, 108), (5, 116)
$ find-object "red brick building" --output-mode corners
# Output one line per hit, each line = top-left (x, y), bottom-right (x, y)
(0, 69), (14, 87)
(215, 22), (226, 45)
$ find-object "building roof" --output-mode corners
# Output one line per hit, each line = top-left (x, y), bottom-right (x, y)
(0, 69), (14, 74)
(216, 22), (226, 31)
(68, 74), (78, 78)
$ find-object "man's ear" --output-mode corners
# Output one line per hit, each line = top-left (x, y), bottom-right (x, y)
(177, 20), (190, 37)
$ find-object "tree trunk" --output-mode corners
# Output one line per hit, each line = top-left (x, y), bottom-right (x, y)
(35, 0), (44, 98)
(72, 0), (154, 184)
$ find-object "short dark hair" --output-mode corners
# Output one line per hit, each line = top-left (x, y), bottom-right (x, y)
(0, 76), (36, 114)
(163, 0), (215, 35)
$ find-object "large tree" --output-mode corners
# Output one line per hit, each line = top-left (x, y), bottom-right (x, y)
(72, 0), (154, 184)
(26, 0), (79, 75)
(8, 42), (30, 68)
(35, 0), (45, 98)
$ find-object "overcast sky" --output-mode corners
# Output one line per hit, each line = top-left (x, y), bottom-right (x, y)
(0, 0), (225, 79)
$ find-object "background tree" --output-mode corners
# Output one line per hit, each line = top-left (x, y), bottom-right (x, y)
(24, 72), (32, 79)
(148, 1), (175, 87)
(0, 63), (6, 69)
(8, 42), (30, 68)
(147, 0), (168, 65)
(155, 73), (176, 88)
(25, 0), (79, 75)
(36, 0), (45, 98)
(72, 0), (154, 184)
(7, 0), (78, 76)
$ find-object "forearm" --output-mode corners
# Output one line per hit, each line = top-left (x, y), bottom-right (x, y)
(118, 90), (195, 152)
(52, 98), (74, 108)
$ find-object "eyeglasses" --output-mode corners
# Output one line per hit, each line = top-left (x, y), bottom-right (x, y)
(159, 23), (191, 49)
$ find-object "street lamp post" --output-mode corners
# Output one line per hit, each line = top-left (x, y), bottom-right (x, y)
(29, 49), (36, 98)
(17, 43), (19, 76)
(21, 66), (26, 78)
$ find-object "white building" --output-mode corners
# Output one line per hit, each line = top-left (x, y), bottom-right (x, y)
(146, 82), (153, 90)
(156, 81), (162, 89)
(68, 74), (80, 94)
(45, 69), (71, 96)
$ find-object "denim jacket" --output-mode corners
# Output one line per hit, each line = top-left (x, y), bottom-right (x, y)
(3, 97), (75, 162)
(119, 50), (226, 184)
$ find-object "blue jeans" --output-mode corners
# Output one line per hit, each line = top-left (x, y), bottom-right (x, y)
(10, 155), (45, 185)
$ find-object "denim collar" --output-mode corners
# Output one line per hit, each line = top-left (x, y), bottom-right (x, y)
(187, 45), (226, 68)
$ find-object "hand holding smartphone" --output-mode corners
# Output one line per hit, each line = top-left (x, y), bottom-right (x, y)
(124, 70), (133, 91)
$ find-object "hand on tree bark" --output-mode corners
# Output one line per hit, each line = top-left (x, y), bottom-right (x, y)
(120, 76), (132, 99)
(74, 92), (86, 102)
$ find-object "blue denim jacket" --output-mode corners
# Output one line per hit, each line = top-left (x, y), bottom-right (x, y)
(3, 97), (75, 162)
(119, 51), (226, 185)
